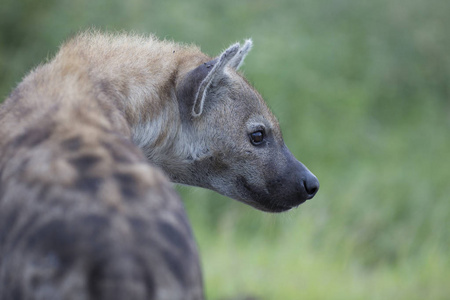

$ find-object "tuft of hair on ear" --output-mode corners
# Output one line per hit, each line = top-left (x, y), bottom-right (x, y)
(228, 38), (253, 70)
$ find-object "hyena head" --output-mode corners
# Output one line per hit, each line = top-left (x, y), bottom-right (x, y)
(175, 40), (319, 212)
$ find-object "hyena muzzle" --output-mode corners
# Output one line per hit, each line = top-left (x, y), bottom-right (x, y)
(0, 31), (318, 300)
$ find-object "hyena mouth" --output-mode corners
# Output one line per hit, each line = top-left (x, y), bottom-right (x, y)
(258, 202), (298, 213)
(257, 197), (310, 213)
(237, 176), (307, 213)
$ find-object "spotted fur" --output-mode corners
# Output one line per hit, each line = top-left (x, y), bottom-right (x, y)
(0, 31), (319, 299)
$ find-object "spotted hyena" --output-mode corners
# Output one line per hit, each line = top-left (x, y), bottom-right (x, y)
(0, 31), (319, 300)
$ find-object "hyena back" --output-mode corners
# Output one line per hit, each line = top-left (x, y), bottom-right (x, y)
(0, 31), (318, 299)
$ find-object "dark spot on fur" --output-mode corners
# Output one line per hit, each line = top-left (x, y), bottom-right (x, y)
(114, 172), (138, 198)
(74, 176), (103, 194)
(26, 220), (68, 247)
(25, 219), (76, 267)
(99, 80), (114, 96)
(10, 286), (22, 300)
(87, 262), (101, 298)
(69, 154), (101, 173)
(120, 184), (137, 199)
(102, 141), (133, 163)
(238, 175), (253, 193)
(0, 206), (20, 245)
(140, 260), (156, 297)
(7, 212), (39, 250)
(25, 215), (110, 282)
(13, 126), (52, 148)
(128, 217), (147, 232)
(87, 253), (156, 299)
(80, 215), (110, 235)
(194, 153), (228, 173)
(37, 185), (51, 200)
(18, 157), (30, 173)
(61, 136), (82, 151)
(113, 172), (134, 185)
(161, 250), (186, 287)
(157, 221), (191, 254)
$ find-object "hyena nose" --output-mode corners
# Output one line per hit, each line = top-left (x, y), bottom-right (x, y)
(303, 173), (319, 199)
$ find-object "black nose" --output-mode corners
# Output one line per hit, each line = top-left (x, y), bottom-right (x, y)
(303, 174), (319, 199)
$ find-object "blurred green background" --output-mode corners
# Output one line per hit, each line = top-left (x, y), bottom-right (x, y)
(1, 0), (449, 299)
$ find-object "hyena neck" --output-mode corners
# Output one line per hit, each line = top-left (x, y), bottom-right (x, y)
(2, 32), (209, 184)
(63, 33), (211, 179)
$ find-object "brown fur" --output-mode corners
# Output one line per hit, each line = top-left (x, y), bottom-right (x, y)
(0, 30), (319, 299)
(0, 31), (206, 300)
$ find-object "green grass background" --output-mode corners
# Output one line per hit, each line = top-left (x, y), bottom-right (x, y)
(1, 0), (449, 299)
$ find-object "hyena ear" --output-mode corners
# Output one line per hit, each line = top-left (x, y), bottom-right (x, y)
(191, 43), (240, 117)
(228, 39), (253, 70)
(176, 40), (253, 118)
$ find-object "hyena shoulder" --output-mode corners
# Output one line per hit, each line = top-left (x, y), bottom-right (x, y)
(0, 32), (205, 300)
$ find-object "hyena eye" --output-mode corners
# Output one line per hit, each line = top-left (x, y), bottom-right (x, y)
(250, 130), (264, 145)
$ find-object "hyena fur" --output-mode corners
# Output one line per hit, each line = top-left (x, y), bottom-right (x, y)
(0, 31), (319, 300)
